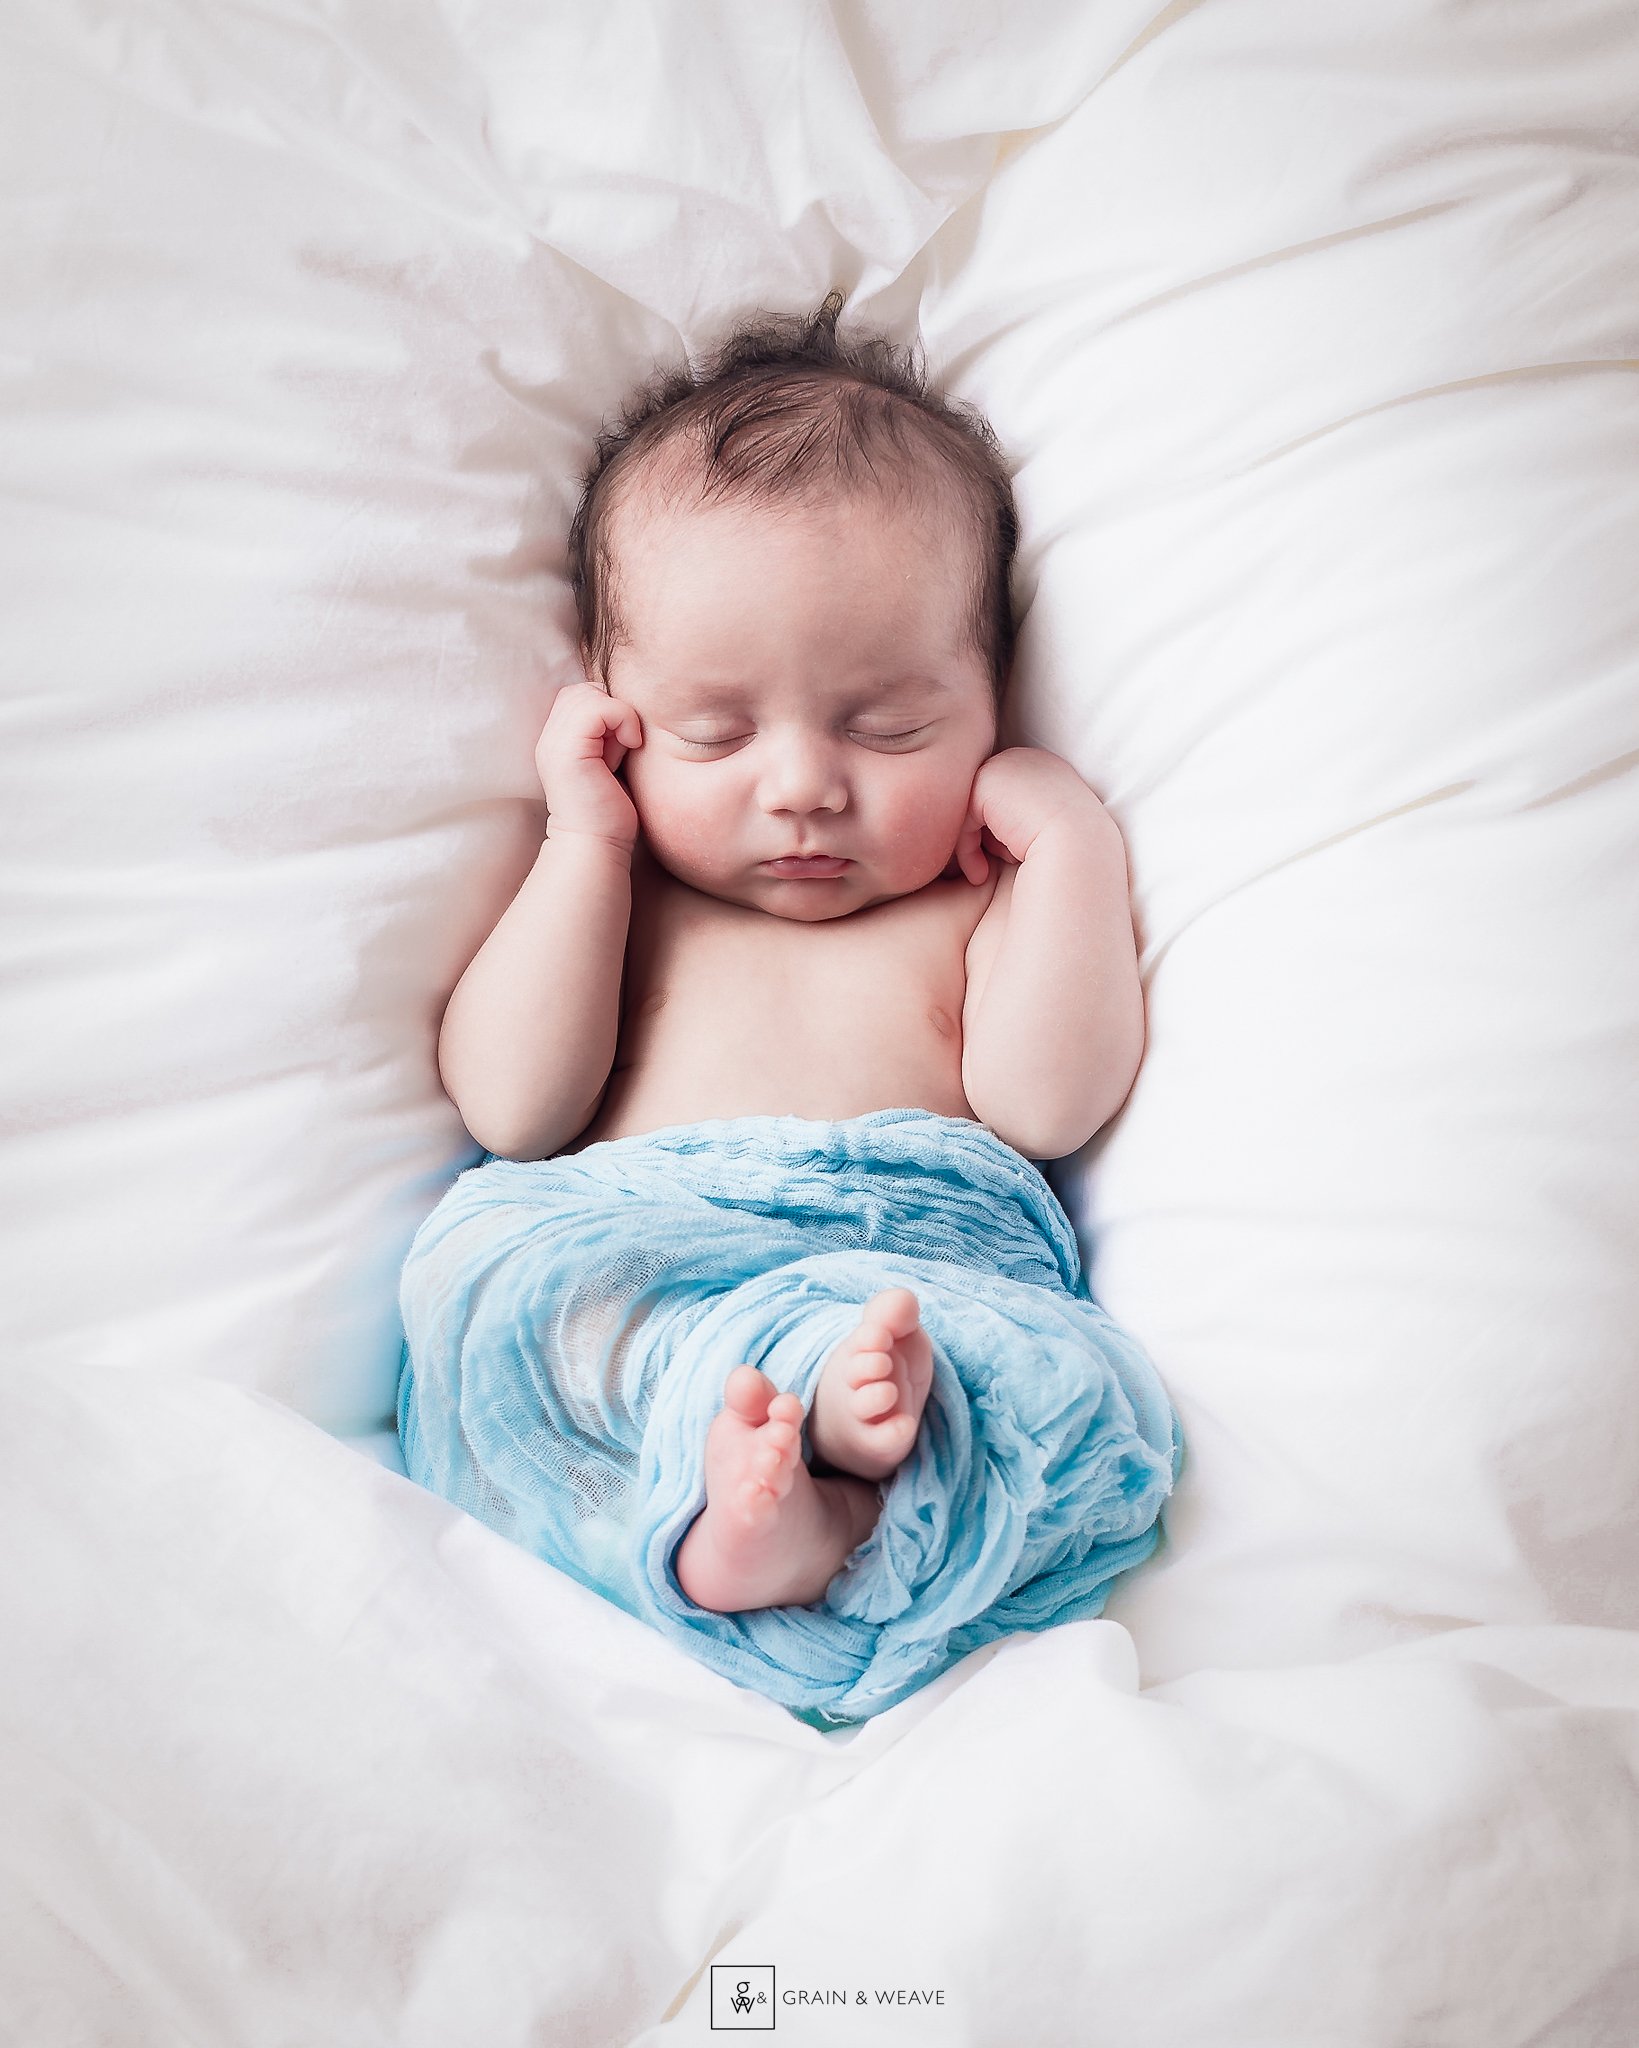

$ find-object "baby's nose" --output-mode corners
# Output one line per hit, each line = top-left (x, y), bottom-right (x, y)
(756, 733), (849, 815)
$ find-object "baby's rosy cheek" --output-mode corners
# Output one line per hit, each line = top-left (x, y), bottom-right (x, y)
(895, 770), (967, 834)
(648, 794), (719, 862)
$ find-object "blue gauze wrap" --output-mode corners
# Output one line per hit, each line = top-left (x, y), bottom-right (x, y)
(397, 1109), (1182, 1726)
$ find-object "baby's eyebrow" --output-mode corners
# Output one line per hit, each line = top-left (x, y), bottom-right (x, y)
(646, 680), (751, 711)
(843, 676), (950, 707)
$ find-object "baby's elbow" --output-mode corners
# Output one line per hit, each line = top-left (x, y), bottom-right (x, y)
(963, 1064), (1082, 1163)
(965, 1035), (1144, 1163)
(475, 1128), (556, 1163)
(453, 1078), (610, 1162)
(452, 1105), (550, 1162)
(989, 1104), (1101, 1163)
(437, 1043), (564, 1162)
(439, 1074), (562, 1161)
(987, 1088), (1131, 1163)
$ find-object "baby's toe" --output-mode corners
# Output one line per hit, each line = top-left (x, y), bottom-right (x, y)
(846, 1345), (894, 1387)
(737, 1474), (778, 1512)
(868, 1288), (921, 1341)
(852, 1378), (900, 1420)
(723, 1364), (774, 1420)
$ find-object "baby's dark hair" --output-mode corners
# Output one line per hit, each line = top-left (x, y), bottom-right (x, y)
(568, 293), (1018, 694)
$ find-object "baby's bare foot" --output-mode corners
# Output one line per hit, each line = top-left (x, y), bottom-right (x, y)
(807, 1287), (933, 1483)
(674, 1365), (880, 1613)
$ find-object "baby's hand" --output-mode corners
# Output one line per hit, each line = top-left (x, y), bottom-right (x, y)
(534, 680), (644, 851)
(952, 747), (1117, 882)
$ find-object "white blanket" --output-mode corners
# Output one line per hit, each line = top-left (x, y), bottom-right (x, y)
(3, 2), (1636, 2041)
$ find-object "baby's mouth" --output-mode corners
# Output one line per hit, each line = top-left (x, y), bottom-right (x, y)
(761, 855), (852, 879)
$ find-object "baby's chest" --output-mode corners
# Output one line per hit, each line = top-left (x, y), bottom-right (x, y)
(619, 881), (987, 1069)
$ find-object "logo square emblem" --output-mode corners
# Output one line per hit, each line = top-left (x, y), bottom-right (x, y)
(710, 1963), (775, 2029)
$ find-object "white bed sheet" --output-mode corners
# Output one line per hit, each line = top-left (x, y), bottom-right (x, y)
(3, 1), (1636, 2042)
(6, 1364), (1638, 2046)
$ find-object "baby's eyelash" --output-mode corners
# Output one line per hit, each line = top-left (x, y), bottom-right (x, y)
(672, 726), (929, 752)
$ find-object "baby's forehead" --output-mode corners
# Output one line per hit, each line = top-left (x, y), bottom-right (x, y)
(607, 436), (967, 551)
(600, 477), (985, 662)
(589, 412), (997, 687)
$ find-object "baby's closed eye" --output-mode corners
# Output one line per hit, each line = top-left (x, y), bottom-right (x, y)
(667, 726), (930, 753)
(849, 725), (928, 747)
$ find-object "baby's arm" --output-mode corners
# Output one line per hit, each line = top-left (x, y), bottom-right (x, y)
(957, 748), (1145, 1161)
(437, 683), (642, 1160)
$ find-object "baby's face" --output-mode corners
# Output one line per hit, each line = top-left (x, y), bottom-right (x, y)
(599, 488), (997, 921)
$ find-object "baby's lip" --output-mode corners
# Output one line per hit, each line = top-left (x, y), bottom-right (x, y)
(761, 854), (852, 877)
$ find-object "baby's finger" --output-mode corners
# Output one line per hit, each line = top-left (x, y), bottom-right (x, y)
(600, 701), (643, 775)
(955, 813), (989, 886)
(544, 684), (627, 757)
(540, 682), (603, 750)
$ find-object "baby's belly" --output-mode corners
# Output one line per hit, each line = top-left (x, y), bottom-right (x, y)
(569, 977), (976, 1148)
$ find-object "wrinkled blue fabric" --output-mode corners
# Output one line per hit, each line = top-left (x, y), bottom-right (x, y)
(397, 1109), (1182, 1726)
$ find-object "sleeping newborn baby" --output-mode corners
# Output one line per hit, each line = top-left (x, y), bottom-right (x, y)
(398, 299), (1180, 1723)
